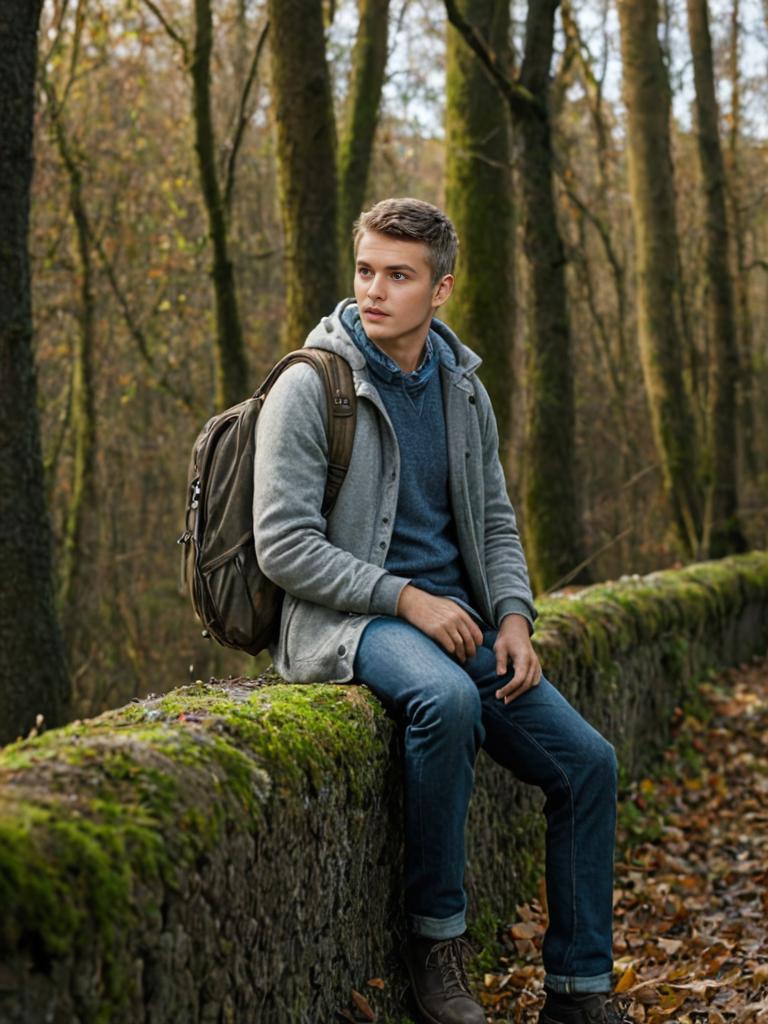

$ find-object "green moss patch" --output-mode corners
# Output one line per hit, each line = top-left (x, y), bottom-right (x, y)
(0, 678), (390, 978)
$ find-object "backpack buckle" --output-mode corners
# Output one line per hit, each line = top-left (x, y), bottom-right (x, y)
(333, 393), (352, 415)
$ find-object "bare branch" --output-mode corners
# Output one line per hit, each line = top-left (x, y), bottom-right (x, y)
(542, 527), (635, 595)
(92, 234), (200, 415)
(40, 0), (72, 69)
(140, 0), (189, 60)
(443, 0), (539, 119)
(44, 366), (73, 497)
(560, 182), (625, 291)
(224, 19), (270, 213)
(62, 0), (88, 106)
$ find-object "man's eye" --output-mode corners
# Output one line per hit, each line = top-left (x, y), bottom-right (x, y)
(358, 267), (371, 277)
(391, 272), (406, 281)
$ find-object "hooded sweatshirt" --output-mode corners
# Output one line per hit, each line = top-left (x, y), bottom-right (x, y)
(252, 298), (537, 684)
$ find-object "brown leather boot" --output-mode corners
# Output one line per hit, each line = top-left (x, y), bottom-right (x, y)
(538, 990), (633, 1024)
(402, 933), (485, 1024)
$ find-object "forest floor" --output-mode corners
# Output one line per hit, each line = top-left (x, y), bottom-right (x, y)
(474, 654), (768, 1024)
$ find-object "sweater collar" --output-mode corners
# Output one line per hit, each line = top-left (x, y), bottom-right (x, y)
(340, 303), (440, 391)
(302, 298), (481, 383)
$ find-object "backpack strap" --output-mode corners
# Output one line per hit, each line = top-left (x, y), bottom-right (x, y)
(304, 350), (356, 516)
(256, 349), (357, 518)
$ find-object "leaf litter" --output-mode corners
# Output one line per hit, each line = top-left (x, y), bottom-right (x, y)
(475, 655), (768, 1024)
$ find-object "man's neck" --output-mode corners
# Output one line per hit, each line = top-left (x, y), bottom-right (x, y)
(370, 332), (429, 374)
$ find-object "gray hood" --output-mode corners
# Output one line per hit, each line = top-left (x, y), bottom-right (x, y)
(303, 298), (483, 380)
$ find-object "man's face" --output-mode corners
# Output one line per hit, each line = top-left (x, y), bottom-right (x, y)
(353, 230), (453, 352)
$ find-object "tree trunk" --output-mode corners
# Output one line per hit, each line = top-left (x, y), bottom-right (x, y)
(686, 0), (747, 557)
(337, 0), (390, 293)
(268, 0), (338, 349)
(0, 0), (70, 744)
(191, 0), (249, 407)
(725, 0), (758, 482)
(617, 0), (703, 558)
(445, 0), (516, 455)
(444, 0), (587, 591)
(518, 0), (587, 591)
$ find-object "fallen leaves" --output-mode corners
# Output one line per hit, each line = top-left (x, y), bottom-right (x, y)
(336, 981), (383, 1022)
(476, 656), (768, 1023)
(350, 989), (375, 1020)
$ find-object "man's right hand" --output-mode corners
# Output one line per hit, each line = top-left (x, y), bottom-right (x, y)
(396, 585), (484, 663)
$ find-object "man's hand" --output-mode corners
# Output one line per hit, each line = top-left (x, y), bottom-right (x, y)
(494, 614), (541, 704)
(396, 585), (484, 663)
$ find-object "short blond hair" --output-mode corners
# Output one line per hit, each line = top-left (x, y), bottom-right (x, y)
(353, 197), (459, 283)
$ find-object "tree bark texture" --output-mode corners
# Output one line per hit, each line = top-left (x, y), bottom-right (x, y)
(726, 0), (757, 481)
(687, 0), (747, 558)
(0, 0), (70, 745)
(1, 553), (766, 1021)
(617, 0), (703, 558)
(268, 0), (339, 350)
(192, 0), (249, 408)
(337, 0), (390, 293)
(445, 0), (516, 453)
(518, 0), (587, 592)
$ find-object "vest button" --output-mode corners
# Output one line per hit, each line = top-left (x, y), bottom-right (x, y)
(379, 541), (386, 549)
(337, 645), (346, 656)
(382, 516), (389, 524)
(469, 394), (476, 404)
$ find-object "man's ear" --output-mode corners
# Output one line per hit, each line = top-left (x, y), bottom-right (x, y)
(432, 274), (454, 309)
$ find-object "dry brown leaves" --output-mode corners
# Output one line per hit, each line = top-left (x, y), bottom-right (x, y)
(477, 656), (768, 1024)
(336, 982), (383, 1022)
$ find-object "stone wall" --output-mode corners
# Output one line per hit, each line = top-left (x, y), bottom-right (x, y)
(1, 552), (767, 1023)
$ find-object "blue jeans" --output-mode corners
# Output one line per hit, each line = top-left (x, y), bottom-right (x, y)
(353, 616), (617, 994)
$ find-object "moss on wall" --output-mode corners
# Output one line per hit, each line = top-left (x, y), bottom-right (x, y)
(1, 552), (766, 1021)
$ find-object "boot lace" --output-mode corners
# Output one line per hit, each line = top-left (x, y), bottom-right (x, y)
(586, 995), (634, 1024)
(426, 936), (475, 999)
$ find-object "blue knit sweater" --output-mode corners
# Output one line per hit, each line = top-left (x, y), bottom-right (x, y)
(342, 306), (476, 609)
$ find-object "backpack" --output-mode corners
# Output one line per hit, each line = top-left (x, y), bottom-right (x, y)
(178, 349), (356, 656)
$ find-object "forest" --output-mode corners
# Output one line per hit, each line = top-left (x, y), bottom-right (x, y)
(1, 0), (767, 740)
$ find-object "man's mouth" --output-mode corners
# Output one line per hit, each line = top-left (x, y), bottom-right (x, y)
(364, 307), (388, 318)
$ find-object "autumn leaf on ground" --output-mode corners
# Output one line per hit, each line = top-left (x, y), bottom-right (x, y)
(350, 989), (375, 1021)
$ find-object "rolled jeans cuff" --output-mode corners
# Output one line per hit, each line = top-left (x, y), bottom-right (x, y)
(545, 972), (613, 994)
(408, 909), (466, 940)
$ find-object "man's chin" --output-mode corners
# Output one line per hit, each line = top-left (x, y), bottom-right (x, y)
(362, 319), (396, 342)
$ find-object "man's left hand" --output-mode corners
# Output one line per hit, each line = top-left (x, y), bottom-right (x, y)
(493, 614), (542, 704)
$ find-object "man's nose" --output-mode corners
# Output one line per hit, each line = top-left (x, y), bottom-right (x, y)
(367, 273), (386, 301)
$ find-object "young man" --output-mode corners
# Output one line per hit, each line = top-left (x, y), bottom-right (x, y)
(253, 199), (621, 1024)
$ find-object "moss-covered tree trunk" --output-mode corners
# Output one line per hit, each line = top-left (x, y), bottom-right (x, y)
(686, 0), (747, 557)
(518, 0), (587, 592)
(42, 78), (97, 626)
(726, 0), (757, 483)
(444, 0), (587, 591)
(191, 0), (249, 407)
(445, 0), (516, 454)
(617, 0), (703, 558)
(0, 0), (70, 744)
(268, 0), (338, 349)
(337, 0), (390, 293)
